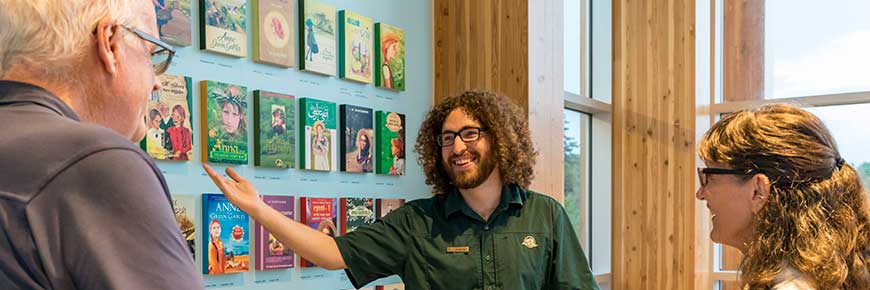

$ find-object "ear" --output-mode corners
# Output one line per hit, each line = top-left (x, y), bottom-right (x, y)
(750, 174), (771, 213)
(94, 18), (121, 75)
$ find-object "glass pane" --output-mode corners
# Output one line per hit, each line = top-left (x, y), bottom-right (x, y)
(805, 103), (870, 193)
(564, 109), (591, 258)
(765, 0), (870, 99)
(564, 0), (582, 95)
(598, 280), (612, 290)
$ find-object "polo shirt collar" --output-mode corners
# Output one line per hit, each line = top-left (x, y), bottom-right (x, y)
(443, 184), (527, 219)
(0, 80), (80, 121)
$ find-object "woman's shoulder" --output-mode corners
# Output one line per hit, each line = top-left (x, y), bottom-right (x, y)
(771, 264), (816, 290)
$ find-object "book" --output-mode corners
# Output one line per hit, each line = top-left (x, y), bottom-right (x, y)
(255, 195), (295, 270)
(339, 104), (374, 173)
(298, 0), (337, 75)
(376, 283), (405, 290)
(200, 0), (248, 57)
(375, 111), (406, 175)
(376, 198), (405, 219)
(141, 74), (194, 161)
(202, 193), (250, 274)
(338, 10), (374, 83)
(254, 91), (295, 168)
(299, 98), (337, 171)
(299, 197), (338, 267)
(154, 0), (193, 46)
(339, 197), (375, 235)
(252, 0), (294, 67)
(375, 23), (405, 91)
(171, 194), (197, 259)
(201, 80), (249, 164)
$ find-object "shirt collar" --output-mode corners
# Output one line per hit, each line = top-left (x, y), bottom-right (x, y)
(443, 184), (527, 219)
(0, 80), (80, 121)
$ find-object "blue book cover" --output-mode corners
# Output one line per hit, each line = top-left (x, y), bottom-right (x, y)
(202, 193), (250, 274)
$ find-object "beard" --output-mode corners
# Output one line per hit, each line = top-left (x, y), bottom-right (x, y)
(443, 149), (497, 189)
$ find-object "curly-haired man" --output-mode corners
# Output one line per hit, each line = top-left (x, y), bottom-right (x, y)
(205, 90), (599, 289)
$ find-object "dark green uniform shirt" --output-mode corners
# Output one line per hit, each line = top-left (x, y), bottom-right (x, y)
(334, 184), (599, 290)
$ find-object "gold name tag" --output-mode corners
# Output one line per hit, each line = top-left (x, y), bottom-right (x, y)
(446, 246), (470, 253)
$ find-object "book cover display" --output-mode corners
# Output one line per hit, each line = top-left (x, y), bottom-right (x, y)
(202, 194), (250, 274)
(299, 0), (337, 75)
(340, 105), (373, 173)
(171, 194), (197, 259)
(338, 10), (374, 83)
(200, 0), (248, 57)
(201, 80), (249, 164)
(154, 0), (192, 46)
(376, 283), (405, 290)
(299, 197), (337, 267)
(254, 91), (295, 168)
(375, 23), (405, 91)
(299, 98), (337, 171)
(255, 195), (295, 270)
(142, 74), (194, 161)
(339, 197), (375, 235)
(375, 111), (406, 175)
(376, 198), (405, 219)
(252, 0), (294, 67)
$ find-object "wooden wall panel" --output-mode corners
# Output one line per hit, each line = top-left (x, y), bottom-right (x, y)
(724, 0), (765, 101)
(612, 0), (697, 289)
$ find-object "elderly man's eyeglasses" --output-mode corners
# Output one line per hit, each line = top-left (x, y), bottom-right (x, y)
(697, 167), (757, 187)
(120, 25), (175, 75)
(437, 127), (485, 147)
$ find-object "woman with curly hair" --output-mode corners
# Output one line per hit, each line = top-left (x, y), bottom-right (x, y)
(696, 104), (870, 290)
(203, 90), (599, 290)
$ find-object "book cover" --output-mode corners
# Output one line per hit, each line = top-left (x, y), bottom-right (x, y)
(298, 98), (337, 171)
(255, 195), (295, 270)
(376, 283), (405, 290)
(339, 197), (375, 235)
(375, 111), (406, 175)
(141, 74), (194, 161)
(299, 197), (337, 267)
(339, 105), (373, 173)
(338, 10), (374, 83)
(171, 194), (197, 259)
(252, 0), (294, 67)
(202, 194), (250, 274)
(201, 80), (249, 164)
(375, 23), (405, 91)
(200, 0), (248, 57)
(254, 91), (295, 168)
(155, 0), (192, 46)
(376, 198), (405, 219)
(298, 0), (337, 75)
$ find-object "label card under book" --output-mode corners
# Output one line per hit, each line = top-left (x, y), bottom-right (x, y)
(203, 274), (244, 288)
(253, 268), (292, 284)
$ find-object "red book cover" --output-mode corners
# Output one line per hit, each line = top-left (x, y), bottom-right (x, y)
(299, 197), (337, 267)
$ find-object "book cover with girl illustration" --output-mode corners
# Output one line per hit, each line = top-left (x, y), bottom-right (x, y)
(299, 98), (336, 171)
(200, 0), (248, 57)
(299, 197), (337, 267)
(142, 74), (193, 161)
(202, 193), (250, 274)
(201, 80), (249, 164)
(298, 0), (336, 75)
(254, 90), (295, 168)
(375, 22), (405, 91)
(338, 10), (373, 83)
(252, 0), (293, 67)
(375, 111), (405, 175)
(254, 195), (295, 270)
(340, 104), (373, 173)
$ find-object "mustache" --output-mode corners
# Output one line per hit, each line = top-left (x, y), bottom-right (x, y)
(447, 151), (480, 162)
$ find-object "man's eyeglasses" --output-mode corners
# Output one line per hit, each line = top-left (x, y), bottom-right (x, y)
(697, 167), (757, 187)
(437, 127), (485, 147)
(120, 25), (175, 75)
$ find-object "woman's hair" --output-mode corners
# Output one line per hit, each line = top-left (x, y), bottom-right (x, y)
(698, 103), (870, 289)
(149, 109), (161, 121)
(172, 104), (186, 121)
(414, 90), (537, 195)
(220, 101), (246, 132)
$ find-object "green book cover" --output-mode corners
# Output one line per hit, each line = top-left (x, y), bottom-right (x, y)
(252, 0), (294, 67)
(340, 197), (375, 235)
(155, 0), (192, 46)
(375, 22), (405, 91)
(375, 111), (405, 175)
(299, 0), (337, 75)
(254, 91), (295, 168)
(299, 98), (336, 171)
(141, 74), (194, 161)
(200, 0), (248, 57)
(201, 80), (249, 164)
(338, 10), (373, 83)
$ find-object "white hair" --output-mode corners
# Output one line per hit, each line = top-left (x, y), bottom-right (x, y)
(0, 0), (139, 79)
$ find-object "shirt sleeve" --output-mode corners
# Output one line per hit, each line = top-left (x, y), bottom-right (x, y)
(547, 201), (600, 290)
(30, 149), (204, 290)
(334, 205), (413, 288)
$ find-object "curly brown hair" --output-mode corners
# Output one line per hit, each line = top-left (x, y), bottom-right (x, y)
(698, 103), (870, 290)
(414, 90), (538, 195)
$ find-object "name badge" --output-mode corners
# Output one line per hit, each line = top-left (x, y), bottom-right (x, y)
(446, 246), (470, 253)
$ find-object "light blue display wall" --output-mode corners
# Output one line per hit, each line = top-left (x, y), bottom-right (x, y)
(156, 0), (432, 289)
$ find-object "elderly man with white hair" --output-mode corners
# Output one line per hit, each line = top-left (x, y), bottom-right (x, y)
(0, 1), (204, 289)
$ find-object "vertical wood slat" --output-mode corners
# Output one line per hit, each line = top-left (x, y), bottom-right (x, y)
(613, 0), (697, 288)
(724, 0), (765, 101)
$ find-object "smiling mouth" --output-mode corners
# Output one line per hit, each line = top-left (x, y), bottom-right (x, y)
(451, 155), (478, 169)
